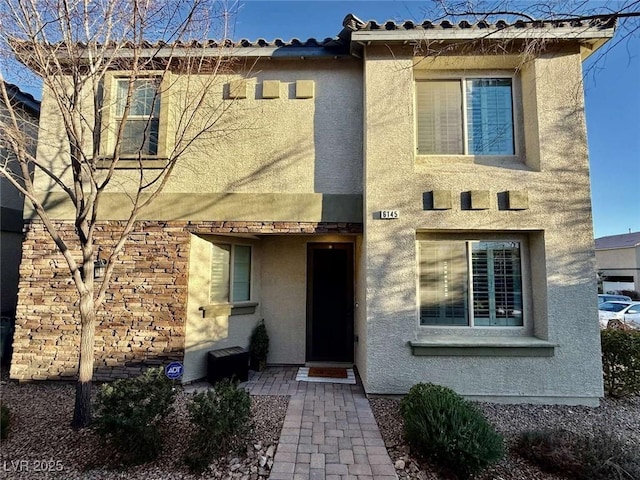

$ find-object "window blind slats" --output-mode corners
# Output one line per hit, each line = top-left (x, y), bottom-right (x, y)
(416, 78), (514, 156)
(420, 240), (523, 327)
(232, 245), (251, 302)
(466, 79), (514, 155)
(416, 81), (463, 155)
(420, 242), (468, 325)
(210, 244), (231, 303)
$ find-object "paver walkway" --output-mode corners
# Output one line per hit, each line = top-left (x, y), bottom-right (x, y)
(243, 367), (398, 480)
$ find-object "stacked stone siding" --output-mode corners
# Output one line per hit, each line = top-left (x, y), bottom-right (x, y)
(11, 220), (191, 381)
(10, 219), (362, 381)
(186, 221), (363, 235)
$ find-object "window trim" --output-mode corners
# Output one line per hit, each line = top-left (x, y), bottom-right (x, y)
(114, 77), (161, 156)
(416, 232), (532, 335)
(209, 242), (254, 305)
(99, 71), (171, 166)
(414, 71), (522, 162)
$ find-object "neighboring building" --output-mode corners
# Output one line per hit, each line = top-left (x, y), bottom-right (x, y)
(0, 83), (39, 362)
(595, 232), (640, 293)
(10, 15), (615, 405)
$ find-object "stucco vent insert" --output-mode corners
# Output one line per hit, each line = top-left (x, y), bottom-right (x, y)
(507, 190), (529, 210)
(262, 80), (280, 99)
(470, 190), (491, 210)
(228, 80), (248, 99)
(432, 190), (452, 210)
(296, 80), (315, 98)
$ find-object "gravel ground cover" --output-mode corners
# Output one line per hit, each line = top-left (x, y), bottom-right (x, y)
(3, 375), (639, 480)
(0, 380), (288, 480)
(370, 395), (640, 480)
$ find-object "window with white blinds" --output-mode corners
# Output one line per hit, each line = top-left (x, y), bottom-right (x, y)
(419, 240), (523, 326)
(210, 243), (252, 303)
(416, 78), (514, 156)
(115, 78), (160, 156)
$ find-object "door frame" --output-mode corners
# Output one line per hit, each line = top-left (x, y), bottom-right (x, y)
(305, 242), (355, 363)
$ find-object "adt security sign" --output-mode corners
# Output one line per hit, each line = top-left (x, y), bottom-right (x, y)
(165, 361), (183, 380)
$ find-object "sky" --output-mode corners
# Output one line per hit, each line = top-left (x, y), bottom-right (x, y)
(227, 0), (640, 239)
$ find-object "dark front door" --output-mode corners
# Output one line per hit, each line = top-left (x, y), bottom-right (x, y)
(306, 243), (354, 363)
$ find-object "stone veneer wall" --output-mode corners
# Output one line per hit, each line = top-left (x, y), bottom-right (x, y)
(10, 220), (362, 381)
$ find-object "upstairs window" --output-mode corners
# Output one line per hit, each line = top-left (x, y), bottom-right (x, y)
(416, 78), (514, 156)
(419, 240), (523, 327)
(115, 78), (160, 156)
(210, 243), (252, 303)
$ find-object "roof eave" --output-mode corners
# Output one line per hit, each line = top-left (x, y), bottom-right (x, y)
(351, 28), (614, 60)
(95, 45), (352, 60)
(351, 27), (614, 42)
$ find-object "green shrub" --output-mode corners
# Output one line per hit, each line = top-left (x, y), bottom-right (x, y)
(601, 329), (640, 397)
(399, 383), (504, 479)
(1, 401), (9, 440)
(92, 367), (176, 465)
(517, 428), (640, 480)
(249, 319), (269, 371)
(184, 378), (252, 472)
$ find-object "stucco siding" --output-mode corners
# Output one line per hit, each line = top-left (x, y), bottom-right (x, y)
(30, 59), (363, 222)
(260, 234), (359, 365)
(260, 236), (308, 365)
(183, 233), (262, 383)
(360, 46), (602, 403)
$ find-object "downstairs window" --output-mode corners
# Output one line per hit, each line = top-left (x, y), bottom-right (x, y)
(419, 240), (523, 327)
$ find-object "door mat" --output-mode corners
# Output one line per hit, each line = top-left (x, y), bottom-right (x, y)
(308, 367), (348, 378)
(296, 367), (356, 384)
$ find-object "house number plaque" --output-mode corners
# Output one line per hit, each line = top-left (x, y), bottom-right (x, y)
(379, 210), (399, 219)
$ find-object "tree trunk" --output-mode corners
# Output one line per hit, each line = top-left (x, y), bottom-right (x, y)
(72, 291), (96, 429)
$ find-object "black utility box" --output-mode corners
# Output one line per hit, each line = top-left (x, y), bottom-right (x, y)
(207, 346), (249, 384)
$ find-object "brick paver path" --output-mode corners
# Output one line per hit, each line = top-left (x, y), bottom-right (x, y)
(245, 368), (398, 480)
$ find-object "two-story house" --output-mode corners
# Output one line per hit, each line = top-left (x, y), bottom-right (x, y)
(10, 15), (614, 405)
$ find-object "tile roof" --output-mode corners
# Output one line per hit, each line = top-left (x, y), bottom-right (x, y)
(595, 232), (640, 250)
(2, 82), (40, 115)
(10, 12), (617, 62)
(341, 13), (617, 33)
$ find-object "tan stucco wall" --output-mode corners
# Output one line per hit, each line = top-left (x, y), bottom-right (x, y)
(30, 59), (363, 222)
(260, 236), (308, 364)
(184, 233), (358, 380)
(360, 46), (602, 403)
(184, 233), (262, 383)
(354, 234), (368, 383)
(260, 234), (358, 365)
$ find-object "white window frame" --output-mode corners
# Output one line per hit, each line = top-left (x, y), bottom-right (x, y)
(416, 232), (531, 332)
(414, 72), (519, 158)
(114, 77), (161, 156)
(210, 242), (253, 304)
(99, 71), (170, 161)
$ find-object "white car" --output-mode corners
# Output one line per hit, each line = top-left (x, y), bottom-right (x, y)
(598, 301), (640, 329)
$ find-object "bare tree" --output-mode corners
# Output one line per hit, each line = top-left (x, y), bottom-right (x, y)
(424, 0), (639, 66)
(0, 0), (240, 428)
